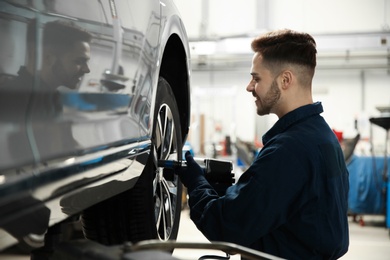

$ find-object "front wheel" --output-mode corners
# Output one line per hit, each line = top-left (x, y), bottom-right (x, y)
(81, 77), (182, 244)
(151, 78), (183, 241)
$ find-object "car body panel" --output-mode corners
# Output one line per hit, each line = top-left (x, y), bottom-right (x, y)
(0, 0), (190, 250)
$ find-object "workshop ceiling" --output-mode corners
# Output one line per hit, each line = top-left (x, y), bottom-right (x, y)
(174, 0), (390, 71)
(189, 32), (390, 71)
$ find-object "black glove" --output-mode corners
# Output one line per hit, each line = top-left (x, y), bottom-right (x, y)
(177, 151), (205, 191)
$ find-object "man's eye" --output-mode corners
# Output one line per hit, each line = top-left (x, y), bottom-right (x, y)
(75, 58), (88, 65)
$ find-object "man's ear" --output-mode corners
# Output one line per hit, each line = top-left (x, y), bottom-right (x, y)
(42, 51), (57, 67)
(280, 70), (293, 89)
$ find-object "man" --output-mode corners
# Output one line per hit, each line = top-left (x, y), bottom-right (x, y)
(178, 29), (349, 259)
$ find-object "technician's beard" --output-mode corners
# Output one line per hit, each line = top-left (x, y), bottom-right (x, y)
(257, 78), (280, 116)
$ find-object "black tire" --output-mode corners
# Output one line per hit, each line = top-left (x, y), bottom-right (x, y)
(81, 77), (182, 245)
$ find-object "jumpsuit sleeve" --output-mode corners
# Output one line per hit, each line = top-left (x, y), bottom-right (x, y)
(187, 142), (309, 247)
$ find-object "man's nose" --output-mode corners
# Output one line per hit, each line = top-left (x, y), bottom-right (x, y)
(246, 81), (254, 92)
(82, 64), (90, 74)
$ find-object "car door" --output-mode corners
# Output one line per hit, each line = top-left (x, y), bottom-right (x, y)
(2, 0), (159, 171)
(26, 0), (158, 165)
(0, 1), (38, 171)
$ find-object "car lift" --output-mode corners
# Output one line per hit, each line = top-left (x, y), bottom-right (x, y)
(31, 236), (283, 260)
(39, 239), (285, 260)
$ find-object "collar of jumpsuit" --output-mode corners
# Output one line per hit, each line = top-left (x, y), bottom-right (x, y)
(262, 101), (323, 144)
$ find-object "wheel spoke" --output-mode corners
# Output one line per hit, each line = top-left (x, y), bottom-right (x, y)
(155, 179), (174, 240)
(160, 180), (168, 239)
(158, 105), (176, 160)
(156, 116), (163, 151)
(159, 178), (174, 240)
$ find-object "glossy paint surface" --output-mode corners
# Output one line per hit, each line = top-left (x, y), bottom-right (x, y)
(0, 0), (190, 250)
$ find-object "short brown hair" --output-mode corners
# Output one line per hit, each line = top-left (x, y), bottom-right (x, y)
(251, 29), (317, 77)
(43, 20), (92, 53)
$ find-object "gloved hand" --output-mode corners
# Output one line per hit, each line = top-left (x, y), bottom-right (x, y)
(177, 151), (205, 190)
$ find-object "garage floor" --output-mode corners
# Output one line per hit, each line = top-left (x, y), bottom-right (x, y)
(173, 209), (390, 260)
(1, 209), (389, 259)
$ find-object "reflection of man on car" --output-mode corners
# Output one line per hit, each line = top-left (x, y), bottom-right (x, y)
(1, 19), (92, 117)
(0, 20), (92, 164)
(35, 20), (92, 118)
(41, 20), (91, 91)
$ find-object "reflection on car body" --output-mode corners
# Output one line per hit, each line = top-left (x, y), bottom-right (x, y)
(0, 0), (190, 252)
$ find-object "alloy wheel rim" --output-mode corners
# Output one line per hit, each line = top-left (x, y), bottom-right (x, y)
(153, 103), (179, 241)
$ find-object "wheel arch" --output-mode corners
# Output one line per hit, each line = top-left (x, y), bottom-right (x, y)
(159, 33), (191, 145)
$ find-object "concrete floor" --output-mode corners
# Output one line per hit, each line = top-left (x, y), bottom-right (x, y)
(173, 209), (390, 260)
(1, 210), (389, 259)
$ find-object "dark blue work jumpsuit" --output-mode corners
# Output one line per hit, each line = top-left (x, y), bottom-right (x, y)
(186, 102), (349, 259)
